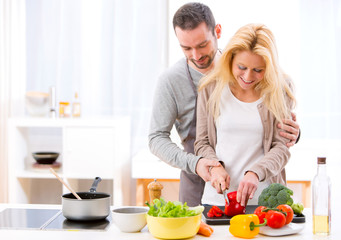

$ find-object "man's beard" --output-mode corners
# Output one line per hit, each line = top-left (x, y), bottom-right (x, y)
(190, 49), (217, 70)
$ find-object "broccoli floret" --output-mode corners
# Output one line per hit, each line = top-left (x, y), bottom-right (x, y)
(258, 195), (266, 206)
(267, 196), (279, 208)
(277, 189), (294, 205)
(258, 183), (294, 208)
(287, 198), (294, 206)
(268, 183), (284, 196)
(258, 191), (270, 206)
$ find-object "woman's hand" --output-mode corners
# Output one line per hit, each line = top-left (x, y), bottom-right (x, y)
(236, 171), (259, 207)
(278, 112), (300, 147)
(210, 165), (230, 193)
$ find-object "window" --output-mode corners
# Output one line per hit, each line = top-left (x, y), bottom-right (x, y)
(26, 0), (115, 116)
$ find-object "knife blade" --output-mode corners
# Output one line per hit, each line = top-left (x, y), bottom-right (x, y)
(220, 185), (229, 205)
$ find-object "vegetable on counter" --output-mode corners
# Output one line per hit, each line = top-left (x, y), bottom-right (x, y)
(145, 198), (204, 217)
(291, 202), (304, 216)
(254, 204), (293, 228)
(224, 191), (246, 217)
(258, 183), (294, 208)
(253, 206), (267, 224)
(206, 191), (245, 218)
(276, 204), (294, 224)
(264, 209), (286, 229)
(207, 206), (224, 218)
(229, 214), (267, 239)
(198, 221), (214, 237)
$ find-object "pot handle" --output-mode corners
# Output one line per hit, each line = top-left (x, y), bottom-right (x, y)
(89, 177), (102, 192)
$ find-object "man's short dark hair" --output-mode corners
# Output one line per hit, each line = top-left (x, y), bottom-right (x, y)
(173, 2), (216, 35)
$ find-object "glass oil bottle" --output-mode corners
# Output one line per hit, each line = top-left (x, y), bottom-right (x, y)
(312, 157), (331, 235)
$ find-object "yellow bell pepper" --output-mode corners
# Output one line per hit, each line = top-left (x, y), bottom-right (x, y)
(229, 214), (267, 239)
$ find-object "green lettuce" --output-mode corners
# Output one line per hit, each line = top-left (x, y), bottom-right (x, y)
(145, 198), (204, 217)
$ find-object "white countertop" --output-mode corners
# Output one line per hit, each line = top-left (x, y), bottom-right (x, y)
(0, 204), (338, 239)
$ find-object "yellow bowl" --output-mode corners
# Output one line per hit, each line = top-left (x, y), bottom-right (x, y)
(146, 214), (201, 239)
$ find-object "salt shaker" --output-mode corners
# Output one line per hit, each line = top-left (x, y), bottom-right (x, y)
(147, 179), (163, 202)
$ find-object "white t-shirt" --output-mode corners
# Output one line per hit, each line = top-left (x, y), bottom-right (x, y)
(201, 85), (270, 205)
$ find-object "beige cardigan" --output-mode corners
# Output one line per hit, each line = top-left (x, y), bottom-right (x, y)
(194, 82), (291, 185)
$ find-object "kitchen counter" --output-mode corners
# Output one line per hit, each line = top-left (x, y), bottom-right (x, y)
(0, 204), (337, 239)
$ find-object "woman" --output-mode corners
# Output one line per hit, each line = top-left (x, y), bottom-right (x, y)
(194, 23), (296, 206)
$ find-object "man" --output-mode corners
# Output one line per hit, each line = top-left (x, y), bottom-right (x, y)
(148, 2), (300, 206)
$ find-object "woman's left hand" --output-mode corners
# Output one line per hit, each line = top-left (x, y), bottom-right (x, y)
(278, 112), (300, 147)
(236, 171), (259, 207)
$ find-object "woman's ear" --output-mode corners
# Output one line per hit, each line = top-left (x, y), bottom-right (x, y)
(215, 24), (222, 39)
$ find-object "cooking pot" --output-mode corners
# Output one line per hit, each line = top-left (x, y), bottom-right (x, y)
(62, 177), (111, 221)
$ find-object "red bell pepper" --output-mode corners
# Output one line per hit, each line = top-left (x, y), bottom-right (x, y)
(207, 205), (224, 217)
(224, 191), (246, 217)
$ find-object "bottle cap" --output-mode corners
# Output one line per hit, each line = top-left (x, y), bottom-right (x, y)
(317, 157), (326, 164)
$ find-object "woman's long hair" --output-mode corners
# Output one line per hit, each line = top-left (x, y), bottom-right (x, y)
(199, 23), (296, 123)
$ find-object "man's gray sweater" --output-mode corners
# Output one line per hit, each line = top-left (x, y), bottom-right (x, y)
(148, 58), (204, 174)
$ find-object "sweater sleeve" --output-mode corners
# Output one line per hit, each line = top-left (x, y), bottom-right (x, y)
(249, 77), (294, 183)
(148, 75), (200, 174)
(194, 84), (219, 161)
(249, 106), (291, 183)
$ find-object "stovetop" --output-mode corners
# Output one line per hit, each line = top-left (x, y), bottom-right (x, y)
(0, 208), (111, 231)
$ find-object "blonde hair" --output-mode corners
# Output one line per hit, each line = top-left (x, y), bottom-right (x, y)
(199, 23), (296, 123)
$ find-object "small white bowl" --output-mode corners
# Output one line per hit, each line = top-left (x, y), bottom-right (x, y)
(112, 206), (148, 233)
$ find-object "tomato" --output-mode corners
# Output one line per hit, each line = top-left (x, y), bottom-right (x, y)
(265, 210), (286, 229)
(254, 206), (267, 224)
(277, 204), (294, 225)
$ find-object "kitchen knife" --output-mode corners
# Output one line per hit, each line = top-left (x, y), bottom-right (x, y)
(220, 185), (229, 205)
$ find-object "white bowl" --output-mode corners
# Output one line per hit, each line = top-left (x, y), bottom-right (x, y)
(25, 91), (49, 117)
(112, 207), (148, 233)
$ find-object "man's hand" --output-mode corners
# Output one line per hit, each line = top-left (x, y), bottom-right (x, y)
(195, 158), (221, 182)
(278, 112), (300, 148)
(210, 165), (230, 193)
(236, 171), (259, 207)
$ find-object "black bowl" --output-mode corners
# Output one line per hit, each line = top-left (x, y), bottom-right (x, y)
(32, 152), (60, 164)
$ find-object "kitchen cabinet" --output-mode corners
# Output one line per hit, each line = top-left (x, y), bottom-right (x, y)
(8, 117), (131, 205)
